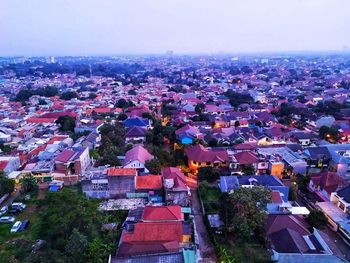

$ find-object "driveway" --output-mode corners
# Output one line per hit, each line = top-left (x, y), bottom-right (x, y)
(191, 190), (217, 263)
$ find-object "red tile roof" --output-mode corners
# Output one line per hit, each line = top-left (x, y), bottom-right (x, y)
(107, 168), (137, 176)
(135, 175), (162, 190)
(122, 222), (182, 242)
(185, 144), (228, 163)
(233, 151), (258, 165)
(142, 206), (184, 221)
(0, 160), (9, 171)
(55, 149), (75, 163)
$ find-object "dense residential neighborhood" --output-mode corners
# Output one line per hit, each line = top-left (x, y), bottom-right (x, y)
(0, 53), (350, 263)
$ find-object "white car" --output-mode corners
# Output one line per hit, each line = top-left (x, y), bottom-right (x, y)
(0, 206), (8, 216)
(10, 221), (22, 233)
(0, 216), (15, 223)
(12, 202), (26, 210)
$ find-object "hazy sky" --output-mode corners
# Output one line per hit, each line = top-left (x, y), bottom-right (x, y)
(1, 0), (349, 56)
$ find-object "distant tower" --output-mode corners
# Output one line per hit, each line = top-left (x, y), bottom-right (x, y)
(166, 50), (174, 56)
(89, 64), (92, 78)
(47, 56), (55, 63)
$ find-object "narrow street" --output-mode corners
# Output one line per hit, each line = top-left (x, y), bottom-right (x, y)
(191, 190), (217, 263)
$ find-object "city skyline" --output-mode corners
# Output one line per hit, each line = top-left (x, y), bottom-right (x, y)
(1, 0), (350, 56)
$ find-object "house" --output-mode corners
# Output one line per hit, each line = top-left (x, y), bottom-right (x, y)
(125, 126), (147, 144)
(108, 168), (138, 198)
(116, 204), (193, 259)
(141, 205), (184, 222)
(124, 145), (154, 174)
(317, 185), (350, 241)
(123, 117), (151, 129)
(219, 175), (301, 215)
(135, 175), (163, 202)
(302, 147), (332, 171)
(267, 214), (341, 262)
(175, 124), (202, 145)
(0, 156), (20, 175)
(54, 147), (91, 182)
(230, 151), (258, 174)
(162, 167), (190, 206)
(185, 144), (228, 172)
(309, 171), (346, 200)
(117, 222), (184, 257)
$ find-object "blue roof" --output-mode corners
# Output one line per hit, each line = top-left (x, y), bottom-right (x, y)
(123, 118), (149, 128)
(220, 176), (239, 192)
(220, 175), (289, 201)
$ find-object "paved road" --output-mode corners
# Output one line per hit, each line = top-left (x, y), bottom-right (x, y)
(1, 186), (21, 207)
(191, 190), (217, 263)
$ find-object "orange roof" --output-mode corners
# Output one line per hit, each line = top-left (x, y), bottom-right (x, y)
(107, 168), (137, 176)
(135, 175), (163, 190)
(122, 222), (182, 242)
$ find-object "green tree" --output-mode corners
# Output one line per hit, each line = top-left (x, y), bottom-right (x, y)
(56, 116), (76, 132)
(296, 174), (310, 193)
(117, 113), (128, 121)
(60, 91), (78, 100)
(88, 92), (97, 100)
(65, 229), (89, 263)
(306, 209), (328, 229)
(145, 159), (161, 174)
(0, 171), (14, 196)
(241, 164), (256, 175)
(20, 175), (38, 194)
(318, 125), (339, 143)
(219, 187), (271, 241)
(288, 183), (297, 201)
(197, 166), (220, 183)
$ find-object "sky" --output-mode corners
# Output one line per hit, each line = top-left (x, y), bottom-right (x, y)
(1, 0), (350, 56)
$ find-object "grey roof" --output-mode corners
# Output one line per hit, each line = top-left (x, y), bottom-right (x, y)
(112, 252), (184, 263)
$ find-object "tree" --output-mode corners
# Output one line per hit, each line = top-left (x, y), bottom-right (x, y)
(65, 229), (89, 263)
(60, 91), (78, 100)
(117, 113), (128, 121)
(20, 175), (38, 194)
(197, 166), (220, 183)
(306, 209), (328, 229)
(145, 159), (161, 174)
(0, 171), (14, 196)
(116, 99), (129, 109)
(288, 183), (297, 201)
(56, 115), (76, 132)
(128, 89), (137, 95)
(318, 125), (339, 143)
(296, 174), (310, 193)
(241, 164), (256, 175)
(88, 92), (97, 100)
(219, 187), (271, 241)
(195, 103), (205, 114)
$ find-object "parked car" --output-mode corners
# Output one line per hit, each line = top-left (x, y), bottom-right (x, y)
(0, 216), (15, 223)
(10, 221), (22, 233)
(12, 202), (26, 210)
(9, 207), (23, 214)
(19, 220), (30, 231)
(0, 206), (8, 216)
(32, 239), (46, 252)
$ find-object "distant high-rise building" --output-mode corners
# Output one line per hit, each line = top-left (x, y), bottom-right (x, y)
(166, 50), (174, 56)
(47, 56), (55, 63)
